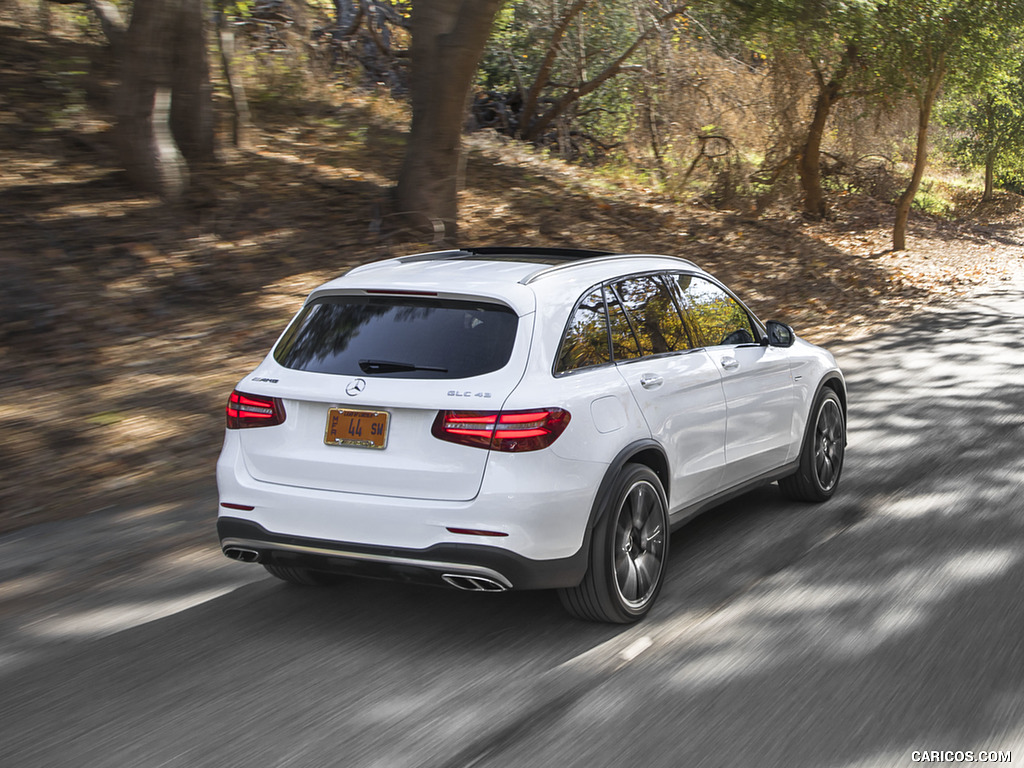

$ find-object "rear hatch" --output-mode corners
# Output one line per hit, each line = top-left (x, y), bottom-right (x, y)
(236, 293), (532, 502)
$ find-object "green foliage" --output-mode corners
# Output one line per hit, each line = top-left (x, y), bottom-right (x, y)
(910, 183), (954, 217)
(995, 166), (1024, 194)
(869, 0), (1024, 100)
(938, 56), (1024, 190)
(822, 175), (863, 196)
(221, 0), (255, 17)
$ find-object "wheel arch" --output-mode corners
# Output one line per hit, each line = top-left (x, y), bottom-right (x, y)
(587, 439), (670, 531)
(779, 371), (847, 502)
(816, 372), (848, 444)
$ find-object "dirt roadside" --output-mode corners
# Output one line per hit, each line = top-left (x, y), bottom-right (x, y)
(2, 18), (1023, 534)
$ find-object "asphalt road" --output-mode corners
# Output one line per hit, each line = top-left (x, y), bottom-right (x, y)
(2, 278), (1022, 768)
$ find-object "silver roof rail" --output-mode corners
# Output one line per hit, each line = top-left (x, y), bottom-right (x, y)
(521, 253), (701, 285)
(346, 248), (701, 280)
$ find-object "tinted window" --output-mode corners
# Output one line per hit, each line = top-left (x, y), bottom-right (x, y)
(671, 275), (756, 347)
(605, 284), (642, 361)
(611, 274), (695, 355)
(555, 287), (611, 373)
(274, 296), (518, 379)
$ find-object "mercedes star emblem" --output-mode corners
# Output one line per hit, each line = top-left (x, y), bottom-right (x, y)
(346, 378), (366, 396)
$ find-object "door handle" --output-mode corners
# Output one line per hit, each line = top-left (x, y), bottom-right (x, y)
(640, 373), (663, 389)
(720, 357), (740, 370)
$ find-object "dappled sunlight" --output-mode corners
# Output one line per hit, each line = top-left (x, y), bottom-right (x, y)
(0, 500), (264, 670)
(37, 199), (160, 221)
(488, 518), (1024, 767)
(848, 430), (920, 451)
(868, 491), (967, 520)
(255, 146), (391, 187)
(651, 546), (1020, 690)
(0, 572), (60, 601)
(26, 586), (239, 640)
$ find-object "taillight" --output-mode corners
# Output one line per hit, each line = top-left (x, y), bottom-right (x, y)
(226, 390), (286, 429)
(432, 408), (570, 452)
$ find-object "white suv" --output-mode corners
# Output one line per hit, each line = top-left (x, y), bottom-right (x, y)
(217, 247), (846, 622)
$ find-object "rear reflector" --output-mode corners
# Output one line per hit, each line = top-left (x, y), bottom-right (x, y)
(432, 408), (570, 452)
(226, 390), (286, 429)
(446, 527), (509, 537)
(220, 502), (255, 511)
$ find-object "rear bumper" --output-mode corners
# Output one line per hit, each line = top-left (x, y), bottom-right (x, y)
(217, 429), (604, 557)
(217, 517), (589, 590)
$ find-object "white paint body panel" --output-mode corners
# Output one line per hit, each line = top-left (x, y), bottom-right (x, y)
(217, 252), (844, 569)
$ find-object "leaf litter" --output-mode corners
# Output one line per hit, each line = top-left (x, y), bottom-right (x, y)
(0, 17), (1021, 532)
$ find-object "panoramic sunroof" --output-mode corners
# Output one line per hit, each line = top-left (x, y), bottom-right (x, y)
(457, 247), (616, 264)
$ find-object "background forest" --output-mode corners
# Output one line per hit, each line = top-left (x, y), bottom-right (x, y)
(2, 0), (1023, 531)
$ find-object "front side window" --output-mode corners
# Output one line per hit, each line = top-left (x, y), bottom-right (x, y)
(274, 296), (519, 379)
(555, 287), (611, 374)
(671, 274), (756, 347)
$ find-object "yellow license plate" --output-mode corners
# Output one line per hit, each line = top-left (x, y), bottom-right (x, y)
(324, 408), (390, 449)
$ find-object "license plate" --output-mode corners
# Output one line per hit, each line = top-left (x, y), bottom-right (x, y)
(324, 408), (390, 449)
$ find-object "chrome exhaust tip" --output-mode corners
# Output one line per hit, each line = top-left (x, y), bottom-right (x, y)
(441, 574), (508, 592)
(223, 547), (261, 564)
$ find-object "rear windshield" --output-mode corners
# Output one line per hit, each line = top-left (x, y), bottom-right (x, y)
(273, 295), (519, 379)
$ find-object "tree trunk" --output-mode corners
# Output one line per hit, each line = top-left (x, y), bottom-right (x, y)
(982, 97), (996, 202)
(117, 0), (186, 198)
(893, 66), (944, 251)
(983, 149), (995, 201)
(798, 77), (842, 219)
(86, 0), (127, 50)
(170, 0), (216, 164)
(216, 3), (254, 149)
(394, 0), (504, 242)
(116, 0), (215, 199)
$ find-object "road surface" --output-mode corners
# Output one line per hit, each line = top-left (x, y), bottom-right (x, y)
(1, 278), (1022, 768)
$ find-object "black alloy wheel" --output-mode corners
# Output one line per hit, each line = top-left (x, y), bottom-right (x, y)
(780, 388), (846, 502)
(559, 464), (669, 623)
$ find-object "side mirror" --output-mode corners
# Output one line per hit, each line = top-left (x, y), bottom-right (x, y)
(764, 320), (795, 348)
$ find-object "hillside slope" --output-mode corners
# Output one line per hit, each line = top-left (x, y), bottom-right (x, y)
(1, 17), (1022, 531)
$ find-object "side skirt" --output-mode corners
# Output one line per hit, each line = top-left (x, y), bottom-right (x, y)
(667, 460), (800, 531)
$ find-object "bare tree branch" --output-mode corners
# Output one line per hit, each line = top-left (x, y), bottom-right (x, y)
(338, 0), (365, 37)
(523, 4), (689, 142)
(519, 0), (589, 139)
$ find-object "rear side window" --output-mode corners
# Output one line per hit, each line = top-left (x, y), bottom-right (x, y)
(274, 296), (519, 379)
(555, 287), (611, 374)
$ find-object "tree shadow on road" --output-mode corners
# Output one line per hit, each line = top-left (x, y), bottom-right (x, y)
(1, 285), (1022, 768)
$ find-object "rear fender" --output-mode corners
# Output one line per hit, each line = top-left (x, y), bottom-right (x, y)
(586, 439), (670, 531)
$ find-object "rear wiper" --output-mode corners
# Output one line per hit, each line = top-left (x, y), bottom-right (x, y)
(358, 359), (448, 374)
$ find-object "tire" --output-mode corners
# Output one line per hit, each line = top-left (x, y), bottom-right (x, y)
(779, 387), (845, 502)
(558, 464), (669, 623)
(263, 563), (343, 586)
